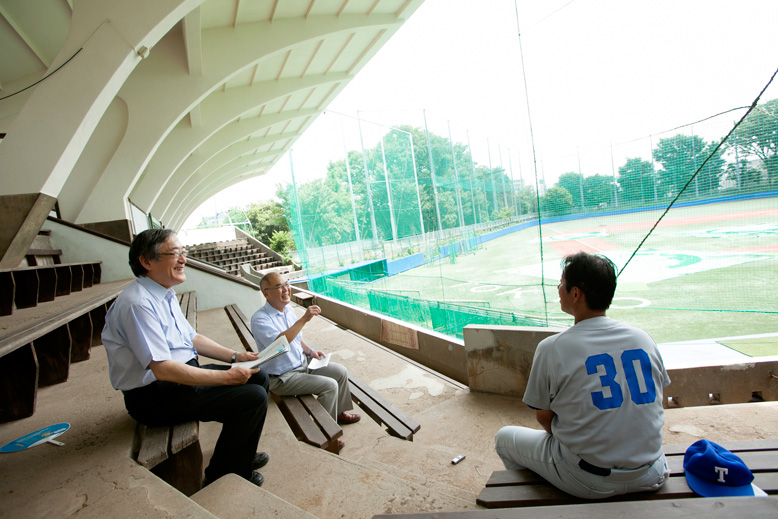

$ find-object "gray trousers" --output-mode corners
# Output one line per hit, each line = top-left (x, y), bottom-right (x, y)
(268, 361), (354, 419)
(494, 426), (669, 499)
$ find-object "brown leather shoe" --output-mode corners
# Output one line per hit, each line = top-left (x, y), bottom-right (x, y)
(337, 439), (345, 451)
(337, 411), (361, 424)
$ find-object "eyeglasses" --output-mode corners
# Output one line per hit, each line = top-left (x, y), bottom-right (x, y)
(264, 282), (291, 291)
(159, 249), (188, 259)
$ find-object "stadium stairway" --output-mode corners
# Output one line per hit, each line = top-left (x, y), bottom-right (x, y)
(1, 303), (777, 519)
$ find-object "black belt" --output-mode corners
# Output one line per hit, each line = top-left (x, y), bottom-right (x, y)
(579, 459), (611, 477)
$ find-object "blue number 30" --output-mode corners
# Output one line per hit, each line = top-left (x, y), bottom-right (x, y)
(585, 350), (657, 410)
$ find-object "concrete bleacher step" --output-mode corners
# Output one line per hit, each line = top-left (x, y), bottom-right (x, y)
(192, 474), (319, 519)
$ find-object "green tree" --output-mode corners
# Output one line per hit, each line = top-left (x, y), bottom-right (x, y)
(269, 230), (295, 265)
(541, 186), (573, 216)
(728, 98), (778, 186)
(556, 172), (584, 208)
(582, 174), (615, 207)
(244, 200), (288, 245)
(653, 134), (724, 197)
(617, 158), (655, 203)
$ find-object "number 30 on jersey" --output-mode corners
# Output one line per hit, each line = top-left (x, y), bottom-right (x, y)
(585, 349), (656, 410)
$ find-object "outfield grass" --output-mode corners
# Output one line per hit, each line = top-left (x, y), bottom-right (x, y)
(372, 198), (778, 344)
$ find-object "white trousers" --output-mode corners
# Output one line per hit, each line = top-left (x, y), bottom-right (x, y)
(268, 361), (353, 419)
(494, 426), (669, 499)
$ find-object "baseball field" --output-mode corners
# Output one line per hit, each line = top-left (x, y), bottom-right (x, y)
(368, 197), (778, 346)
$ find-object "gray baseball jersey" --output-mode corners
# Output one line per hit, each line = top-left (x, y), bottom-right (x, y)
(523, 316), (670, 469)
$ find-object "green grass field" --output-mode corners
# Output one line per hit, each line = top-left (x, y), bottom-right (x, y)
(370, 198), (778, 344)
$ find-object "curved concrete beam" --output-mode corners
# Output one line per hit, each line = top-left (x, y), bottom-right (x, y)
(76, 14), (399, 226)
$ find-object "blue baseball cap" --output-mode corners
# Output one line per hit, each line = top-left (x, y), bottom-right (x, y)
(683, 439), (760, 497)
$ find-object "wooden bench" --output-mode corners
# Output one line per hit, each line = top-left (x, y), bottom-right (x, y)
(177, 290), (197, 330)
(223, 303), (344, 454)
(131, 289), (203, 495)
(475, 439), (778, 509)
(372, 496), (778, 518)
(225, 302), (421, 443)
(132, 420), (203, 496)
(349, 374), (420, 441)
(0, 261), (103, 316)
(287, 289), (421, 441)
(0, 278), (131, 422)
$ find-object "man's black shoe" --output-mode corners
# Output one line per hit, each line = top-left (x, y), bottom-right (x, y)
(253, 452), (270, 470)
(249, 471), (264, 487)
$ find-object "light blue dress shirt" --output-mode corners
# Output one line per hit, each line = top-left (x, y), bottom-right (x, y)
(250, 301), (306, 376)
(102, 276), (198, 391)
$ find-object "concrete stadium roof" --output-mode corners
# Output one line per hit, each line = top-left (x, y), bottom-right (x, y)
(0, 0), (422, 239)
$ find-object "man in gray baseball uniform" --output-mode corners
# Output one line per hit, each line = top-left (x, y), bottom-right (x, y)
(494, 251), (671, 499)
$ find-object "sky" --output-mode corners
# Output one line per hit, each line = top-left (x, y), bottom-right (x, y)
(183, 0), (778, 228)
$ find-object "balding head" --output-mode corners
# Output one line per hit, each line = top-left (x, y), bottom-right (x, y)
(261, 272), (291, 311)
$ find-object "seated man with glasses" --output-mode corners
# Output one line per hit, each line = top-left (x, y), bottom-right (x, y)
(251, 272), (360, 450)
(102, 229), (271, 487)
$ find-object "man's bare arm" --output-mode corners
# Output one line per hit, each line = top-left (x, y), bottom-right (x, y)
(536, 409), (555, 434)
(192, 334), (257, 364)
(149, 359), (258, 386)
(147, 334), (260, 386)
(274, 305), (321, 348)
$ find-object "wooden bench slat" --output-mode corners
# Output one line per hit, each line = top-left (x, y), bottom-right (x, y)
(185, 291), (197, 330)
(54, 265), (72, 297)
(32, 326), (71, 387)
(350, 374), (421, 434)
(487, 442), (778, 487)
(0, 272), (14, 316)
(373, 496), (778, 519)
(224, 304), (257, 353)
(170, 421), (199, 455)
(0, 279), (130, 359)
(68, 312), (93, 362)
(478, 457), (778, 509)
(299, 394), (343, 453)
(270, 392), (331, 449)
(349, 379), (414, 441)
(136, 423), (170, 469)
(0, 344), (38, 423)
(478, 472), (778, 509)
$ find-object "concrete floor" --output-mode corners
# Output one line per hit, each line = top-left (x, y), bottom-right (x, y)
(1, 303), (777, 519)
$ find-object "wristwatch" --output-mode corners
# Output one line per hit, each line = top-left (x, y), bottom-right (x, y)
(231, 352), (238, 363)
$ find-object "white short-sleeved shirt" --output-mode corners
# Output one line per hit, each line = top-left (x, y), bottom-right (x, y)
(250, 301), (306, 376)
(523, 316), (670, 469)
(101, 276), (198, 391)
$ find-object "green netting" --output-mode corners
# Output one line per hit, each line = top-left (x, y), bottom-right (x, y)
(275, 101), (778, 343)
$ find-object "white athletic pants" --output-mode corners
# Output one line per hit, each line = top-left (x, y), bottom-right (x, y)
(494, 426), (669, 499)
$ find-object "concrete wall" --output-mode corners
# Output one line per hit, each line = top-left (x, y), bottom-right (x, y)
(297, 289), (469, 384)
(299, 289), (778, 408)
(665, 358), (778, 407)
(462, 323), (778, 408)
(463, 325), (564, 396)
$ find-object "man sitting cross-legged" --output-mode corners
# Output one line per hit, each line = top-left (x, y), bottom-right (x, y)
(250, 272), (360, 450)
(494, 252), (671, 499)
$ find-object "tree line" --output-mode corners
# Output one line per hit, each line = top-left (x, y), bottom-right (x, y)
(219, 98), (777, 248)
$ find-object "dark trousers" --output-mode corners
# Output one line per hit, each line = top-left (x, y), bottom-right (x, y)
(123, 361), (269, 481)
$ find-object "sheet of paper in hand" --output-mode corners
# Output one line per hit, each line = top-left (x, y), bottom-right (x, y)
(231, 335), (290, 369)
(307, 352), (331, 370)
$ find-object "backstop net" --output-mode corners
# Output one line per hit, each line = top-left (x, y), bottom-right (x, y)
(273, 102), (777, 345)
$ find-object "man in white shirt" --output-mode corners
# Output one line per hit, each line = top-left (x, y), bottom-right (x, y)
(102, 229), (270, 487)
(494, 252), (670, 499)
(251, 272), (360, 450)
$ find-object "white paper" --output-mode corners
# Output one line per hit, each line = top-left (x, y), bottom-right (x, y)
(307, 353), (331, 371)
(231, 335), (290, 369)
